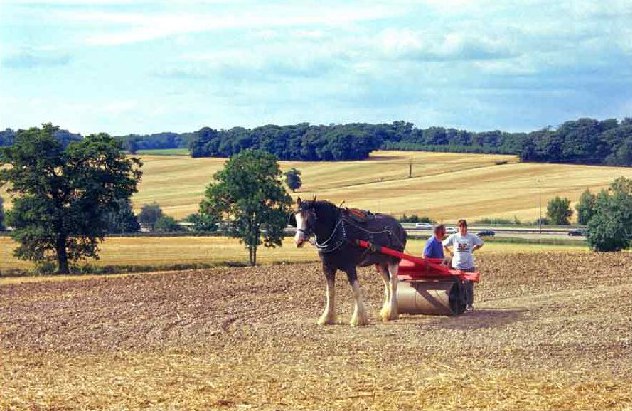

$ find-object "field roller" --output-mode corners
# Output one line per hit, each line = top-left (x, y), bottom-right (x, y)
(356, 240), (480, 316)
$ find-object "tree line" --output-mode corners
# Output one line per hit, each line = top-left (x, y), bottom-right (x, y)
(147, 117), (632, 166)
(4, 117), (629, 166)
(188, 118), (631, 165)
(0, 128), (82, 148)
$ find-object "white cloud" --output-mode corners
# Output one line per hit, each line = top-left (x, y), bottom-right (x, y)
(53, 3), (402, 46)
(377, 28), (517, 61)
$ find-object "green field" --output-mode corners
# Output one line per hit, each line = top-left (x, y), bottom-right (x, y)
(135, 148), (190, 156)
(131, 150), (632, 222)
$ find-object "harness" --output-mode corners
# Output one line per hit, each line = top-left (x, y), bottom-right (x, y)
(300, 205), (403, 254)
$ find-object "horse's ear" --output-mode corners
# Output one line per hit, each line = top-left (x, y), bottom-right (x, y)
(296, 197), (302, 206)
(312, 195), (317, 202)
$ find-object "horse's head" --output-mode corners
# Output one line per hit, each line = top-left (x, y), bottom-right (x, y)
(293, 197), (317, 247)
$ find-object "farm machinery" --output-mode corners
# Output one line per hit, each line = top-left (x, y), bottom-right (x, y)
(356, 240), (480, 316)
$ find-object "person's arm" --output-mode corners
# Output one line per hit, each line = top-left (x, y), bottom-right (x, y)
(442, 235), (454, 257)
(443, 245), (453, 257)
(472, 235), (484, 252)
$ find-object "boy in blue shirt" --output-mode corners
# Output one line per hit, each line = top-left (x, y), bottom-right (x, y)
(423, 224), (446, 259)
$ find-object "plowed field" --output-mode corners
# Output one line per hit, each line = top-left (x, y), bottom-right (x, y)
(1, 252), (631, 410)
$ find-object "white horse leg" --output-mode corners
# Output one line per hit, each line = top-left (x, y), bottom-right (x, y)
(350, 280), (369, 326)
(376, 264), (391, 321)
(317, 276), (337, 325)
(382, 262), (399, 321)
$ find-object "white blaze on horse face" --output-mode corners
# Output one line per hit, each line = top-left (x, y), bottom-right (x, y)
(294, 212), (306, 247)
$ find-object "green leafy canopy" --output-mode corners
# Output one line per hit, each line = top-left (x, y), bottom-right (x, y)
(199, 149), (292, 266)
(587, 177), (632, 252)
(0, 124), (142, 273)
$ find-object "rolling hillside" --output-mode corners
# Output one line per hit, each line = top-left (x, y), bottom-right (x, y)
(132, 151), (632, 222)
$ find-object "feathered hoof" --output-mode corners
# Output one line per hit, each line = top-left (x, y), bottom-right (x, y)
(380, 306), (399, 322)
(317, 313), (337, 326)
(350, 311), (369, 327)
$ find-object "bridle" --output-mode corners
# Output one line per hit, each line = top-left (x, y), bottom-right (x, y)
(296, 205), (317, 241)
(297, 202), (348, 253)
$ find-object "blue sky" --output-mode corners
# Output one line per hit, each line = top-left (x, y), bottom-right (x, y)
(1, 0), (631, 136)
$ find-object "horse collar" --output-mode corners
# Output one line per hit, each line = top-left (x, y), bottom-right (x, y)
(315, 217), (347, 253)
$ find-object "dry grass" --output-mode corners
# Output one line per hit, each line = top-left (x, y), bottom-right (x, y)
(2, 151), (630, 222)
(0, 236), (586, 276)
(130, 151), (632, 221)
(1, 252), (631, 410)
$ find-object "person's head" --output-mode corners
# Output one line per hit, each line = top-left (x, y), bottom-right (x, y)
(433, 224), (446, 240)
(457, 219), (468, 235)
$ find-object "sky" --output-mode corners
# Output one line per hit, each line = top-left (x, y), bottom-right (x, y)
(1, 0), (631, 136)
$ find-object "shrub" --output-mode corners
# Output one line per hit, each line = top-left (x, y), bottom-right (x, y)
(547, 196), (573, 225)
(587, 177), (632, 251)
(154, 215), (184, 233)
(576, 189), (596, 225)
(399, 214), (434, 224)
(138, 203), (163, 231)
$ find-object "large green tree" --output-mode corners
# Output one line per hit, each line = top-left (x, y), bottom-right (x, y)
(200, 149), (292, 266)
(587, 177), (632, 251)
(547, 196), (573, 225)
(0, 124), (142, 273)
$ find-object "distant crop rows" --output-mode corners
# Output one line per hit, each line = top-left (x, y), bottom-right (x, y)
(132, 150), (632, 221)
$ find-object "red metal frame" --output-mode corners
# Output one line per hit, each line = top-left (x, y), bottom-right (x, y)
(356, 240), (480, 282)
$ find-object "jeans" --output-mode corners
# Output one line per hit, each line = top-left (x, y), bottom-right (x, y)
(460, 267), (476, 306)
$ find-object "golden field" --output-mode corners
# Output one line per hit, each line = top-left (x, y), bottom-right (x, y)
(2, 151), (630, 222)
(0, 236), (586, 275)
(131, 151), (632, 222)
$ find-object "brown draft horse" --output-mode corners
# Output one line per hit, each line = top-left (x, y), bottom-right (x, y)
(293, 198), (407, 326)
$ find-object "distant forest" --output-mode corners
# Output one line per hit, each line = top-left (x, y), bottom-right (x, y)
(0, 128), (82, 148)
(2, 117), (631, 166)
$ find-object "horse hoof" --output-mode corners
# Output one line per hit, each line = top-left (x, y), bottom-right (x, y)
(380, 307), (399, 322)
(317, 315), (336, 325)
(350, 314), (369, 327)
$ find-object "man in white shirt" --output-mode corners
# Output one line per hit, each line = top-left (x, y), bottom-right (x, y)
(443, 219), (484, 311)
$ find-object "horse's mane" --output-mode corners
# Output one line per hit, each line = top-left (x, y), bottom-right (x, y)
(305, 200), (340, 220)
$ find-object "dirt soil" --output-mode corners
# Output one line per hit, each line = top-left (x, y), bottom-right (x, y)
(1, 252), (631, 410)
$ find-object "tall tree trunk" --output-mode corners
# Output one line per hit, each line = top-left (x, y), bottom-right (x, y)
(252, 246), (257, 266)
(56, 236), (69, 274)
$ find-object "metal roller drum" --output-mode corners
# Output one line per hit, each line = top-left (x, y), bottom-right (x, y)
(397, 280), (466, 316)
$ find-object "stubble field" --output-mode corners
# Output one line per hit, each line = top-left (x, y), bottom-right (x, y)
(2, 252), (631, 410)
(131, 151), (632, 221)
